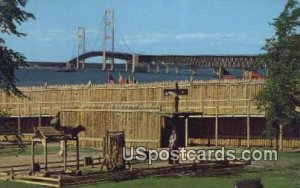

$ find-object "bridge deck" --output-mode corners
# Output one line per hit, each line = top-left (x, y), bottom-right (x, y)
(68, 51), (259, 68)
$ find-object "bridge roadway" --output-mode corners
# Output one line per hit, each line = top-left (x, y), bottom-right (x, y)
(68, 51), (259, 69)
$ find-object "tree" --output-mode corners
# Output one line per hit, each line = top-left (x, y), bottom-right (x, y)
(256, 0), (300, 150)
(0, 0), (35, 96)
(0, 0), (34, 152)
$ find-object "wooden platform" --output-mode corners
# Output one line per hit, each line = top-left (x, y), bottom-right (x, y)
(0, 160), (250, 188)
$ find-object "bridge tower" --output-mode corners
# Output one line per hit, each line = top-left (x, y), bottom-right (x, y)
(77, 26), (85, 70)
(102, 10), (115, 71)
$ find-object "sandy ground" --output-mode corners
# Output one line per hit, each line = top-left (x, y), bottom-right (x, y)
(0, 143), (101, 173)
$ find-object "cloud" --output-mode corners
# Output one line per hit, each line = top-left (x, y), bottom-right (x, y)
(120, 32), (247, 46)
(26, 29), (75, 42)
(175, 32), (238, 40)
(85, 29), (98, 37)
(121, 33), (172, 45)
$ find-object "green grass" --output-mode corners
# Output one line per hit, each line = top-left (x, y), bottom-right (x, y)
(79, 174), (299, 188)
(0, 181), (43, 188)
(75, 151), (300, 188)
(0, 151), (299, 188)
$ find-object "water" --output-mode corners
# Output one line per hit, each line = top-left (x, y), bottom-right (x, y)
(15, 67), (247, 86)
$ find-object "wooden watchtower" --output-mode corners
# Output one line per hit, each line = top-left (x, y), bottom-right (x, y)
(31, 126), (81, 174)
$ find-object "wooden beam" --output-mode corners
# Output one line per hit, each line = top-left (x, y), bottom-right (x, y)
(14, 180), (59, 188)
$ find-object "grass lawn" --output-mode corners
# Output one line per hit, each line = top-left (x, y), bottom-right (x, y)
(0, 181), (43, 188)
(0, 151), (299, 188)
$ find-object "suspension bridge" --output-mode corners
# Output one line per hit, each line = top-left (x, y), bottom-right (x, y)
(66, 10), (260, 74)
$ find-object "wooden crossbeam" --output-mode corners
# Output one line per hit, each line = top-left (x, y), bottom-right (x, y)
(38, 127), (64, 137)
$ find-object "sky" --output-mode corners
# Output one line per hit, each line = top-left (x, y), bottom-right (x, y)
(3, 0), (287, 62)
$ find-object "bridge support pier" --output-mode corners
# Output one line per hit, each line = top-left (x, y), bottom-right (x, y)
(243, 69), (250, 79)
(175, 66), (180, 75)
(156, 64), (160, 74)
(66, 61), (71, 69)
(125, 61), (129, 72)
(131, 54), (139, 73)
(102, 59), (106, 71)
(190, 67), (197, 76)
(80, 60), (85, 69)
(165, 65), (169, 74)
(110, 61), (114, 71)
(218, 67), (222, 80)
(147, 64), (151, 73)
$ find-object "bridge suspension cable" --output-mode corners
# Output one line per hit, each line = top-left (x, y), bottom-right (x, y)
(114, 17), (135, 54)
(90, 14), (104, 51)
(69, 36), (77, 59)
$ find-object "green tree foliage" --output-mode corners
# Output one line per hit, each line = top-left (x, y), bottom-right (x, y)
(256, 0), (300, 149)
(0, 0), (34, 152)
(0, 0), (34, 96)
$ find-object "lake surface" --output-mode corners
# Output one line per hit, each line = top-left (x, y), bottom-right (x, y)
(15, 67), (249, 86)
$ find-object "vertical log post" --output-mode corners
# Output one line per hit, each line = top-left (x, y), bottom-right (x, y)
(44, 139), (48, 172)
(39, 103), (42, 127)
(279, 124), (283, 151)
(247, 100), (250, 149)
(58, 175), (62, 188)
(17, 116), (21, 135)
(215, 86), (219, 147)
(31, 141), (35, 173)
(63, 137), (67, 172)
(215, 114), (218, 147)
(18, 102), (21, 134)
(185, 118), (189, 147)
(247, 113), (250, 149)
(76, 137), (80, 171)
(10, 168), (15, 180)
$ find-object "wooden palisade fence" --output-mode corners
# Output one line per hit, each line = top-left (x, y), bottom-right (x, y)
(0, 79), (299, 148)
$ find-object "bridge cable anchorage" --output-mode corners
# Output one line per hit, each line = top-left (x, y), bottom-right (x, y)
(114, 17), (135, 54)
